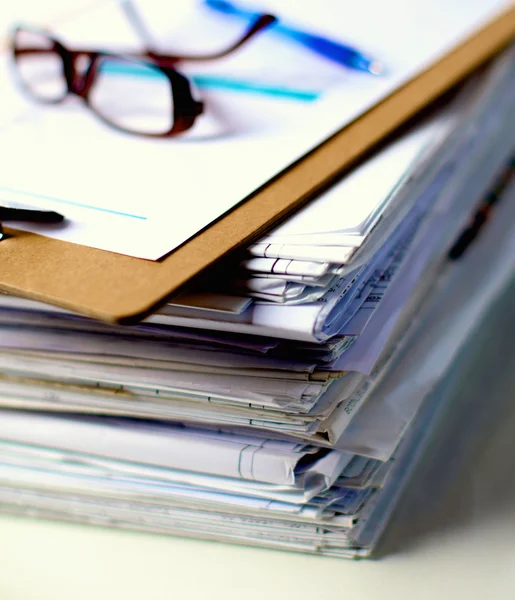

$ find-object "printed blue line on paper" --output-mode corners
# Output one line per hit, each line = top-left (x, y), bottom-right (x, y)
(100, 63), (320, 102)
(0, 186), (147, 220)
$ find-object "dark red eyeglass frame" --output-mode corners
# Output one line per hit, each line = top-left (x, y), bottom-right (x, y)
(11, 13), (276, 137)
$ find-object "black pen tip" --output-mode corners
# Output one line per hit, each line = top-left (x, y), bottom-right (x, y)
(30, 210), (66, 224)
(43, 211), (66, 223)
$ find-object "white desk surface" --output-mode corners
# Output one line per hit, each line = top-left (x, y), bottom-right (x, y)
(1, 2), (514, 598)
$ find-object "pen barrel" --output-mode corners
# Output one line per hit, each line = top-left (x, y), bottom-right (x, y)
(0, 207), (64, 223)
(204, 0), (378, 73)
(279, 27), (373, 72)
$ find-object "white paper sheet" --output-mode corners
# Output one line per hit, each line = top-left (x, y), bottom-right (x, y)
(0, 352), (326, 405)
(0, 440), (354, 504)
(0, 328), (315, 374)
(251, 121), (439, 246)
(0, 409), (328, 484)
(0, 0), (508, 259)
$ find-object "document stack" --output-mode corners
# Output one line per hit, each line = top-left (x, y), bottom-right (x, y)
(0, 0), (513, 558)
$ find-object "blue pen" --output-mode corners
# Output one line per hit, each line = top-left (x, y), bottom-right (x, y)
(204, 0), (384, 75)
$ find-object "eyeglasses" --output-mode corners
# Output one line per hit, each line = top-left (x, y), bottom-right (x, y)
(10, 13), (276, 137)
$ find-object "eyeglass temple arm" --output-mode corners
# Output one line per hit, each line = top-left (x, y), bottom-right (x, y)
(178, 13), (277, 61)
(119, 0), (159, 53)
(118, 0), (276, 63)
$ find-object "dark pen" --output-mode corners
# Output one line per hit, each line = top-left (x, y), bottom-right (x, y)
(0, 206), (65, 241)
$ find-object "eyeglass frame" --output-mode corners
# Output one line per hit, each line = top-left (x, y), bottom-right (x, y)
(10, 13), (276, 137)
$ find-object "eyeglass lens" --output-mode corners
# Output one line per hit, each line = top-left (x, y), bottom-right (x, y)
(89, 57), (175, 136)
(14, 28), (68, 102)
(14, 28), (175, 136)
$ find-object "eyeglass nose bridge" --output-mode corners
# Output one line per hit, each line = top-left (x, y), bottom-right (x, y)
(193, 100), (204, 116)
(66, 51), (99, 98)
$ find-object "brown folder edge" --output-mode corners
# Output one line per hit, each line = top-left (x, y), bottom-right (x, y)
(0, 7), (514, 324)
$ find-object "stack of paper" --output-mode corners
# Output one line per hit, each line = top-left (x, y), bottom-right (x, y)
(0, 0), (513, 558)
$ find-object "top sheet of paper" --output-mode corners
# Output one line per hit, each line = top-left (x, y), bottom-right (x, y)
(0, 0), (509, 260)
